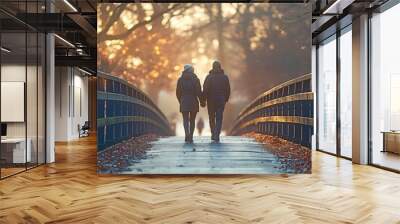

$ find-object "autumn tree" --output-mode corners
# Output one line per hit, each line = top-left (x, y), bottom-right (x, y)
(98, 3), (191, 102)
(97, 3), (311, 131)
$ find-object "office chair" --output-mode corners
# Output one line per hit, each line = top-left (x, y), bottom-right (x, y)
(79, 121), (90, 138)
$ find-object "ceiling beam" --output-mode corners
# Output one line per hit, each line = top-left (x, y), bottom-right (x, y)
(14, 13), (81, 32)
(322, 0), (356, 15)
(55, 55), (96, 70)
(67, 13), (96, 38)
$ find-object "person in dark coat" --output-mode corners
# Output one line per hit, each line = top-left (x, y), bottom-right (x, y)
(176, 64), (202, 143)
(197, 117), (204, 136)
(202, 61), (230, 142)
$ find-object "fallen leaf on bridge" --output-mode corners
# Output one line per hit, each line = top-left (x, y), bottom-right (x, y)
(244, 132), (311, 173)
(97, 134), (159, 174)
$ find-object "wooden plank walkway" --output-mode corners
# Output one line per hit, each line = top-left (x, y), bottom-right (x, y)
(124, 136), (284, 174)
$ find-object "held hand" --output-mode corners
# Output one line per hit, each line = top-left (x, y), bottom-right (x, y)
(200, 101), (206, 108)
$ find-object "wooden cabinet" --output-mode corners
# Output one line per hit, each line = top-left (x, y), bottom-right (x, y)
(382, 132), (400, 154)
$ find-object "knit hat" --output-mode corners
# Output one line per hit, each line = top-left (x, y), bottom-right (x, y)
(184, 64), (193, 72)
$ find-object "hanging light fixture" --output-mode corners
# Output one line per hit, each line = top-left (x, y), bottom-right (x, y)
(63, 0), (78, 12)
(1, 47), (11, 53)
(54, 34), (75, 48)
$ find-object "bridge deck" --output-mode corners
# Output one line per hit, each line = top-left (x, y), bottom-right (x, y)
(124, 136), (285, 174)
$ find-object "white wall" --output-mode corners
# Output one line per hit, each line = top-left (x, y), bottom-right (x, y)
(54, 67), (89, 141)
(72, 73), (89, 138)
(1, 65), (30, 137)
(1, 63), (46, 164)
(55, 67), (70, 141)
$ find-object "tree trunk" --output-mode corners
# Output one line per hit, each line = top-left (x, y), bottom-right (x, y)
(216, 4), (225, 65)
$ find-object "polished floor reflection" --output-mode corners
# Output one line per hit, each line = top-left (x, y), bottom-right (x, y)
(0, 135), (399, 223)
(373, 151), (400, 171)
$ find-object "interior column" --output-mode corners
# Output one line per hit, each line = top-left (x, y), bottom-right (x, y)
(352, 14), (369, 164)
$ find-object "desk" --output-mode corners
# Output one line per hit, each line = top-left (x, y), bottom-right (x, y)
(1, 138), (31, 163)
(382, 131), (400, 154)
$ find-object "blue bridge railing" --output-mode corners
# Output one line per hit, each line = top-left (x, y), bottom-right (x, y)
(97, 72), (173, 151)
(230, 74), (313, 148)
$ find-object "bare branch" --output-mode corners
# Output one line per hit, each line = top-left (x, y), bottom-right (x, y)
(99, 4), (182, 41)
(98, 4), (127, 39)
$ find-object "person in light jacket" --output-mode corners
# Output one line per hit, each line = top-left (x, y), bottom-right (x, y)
(176, 64), (202, 143)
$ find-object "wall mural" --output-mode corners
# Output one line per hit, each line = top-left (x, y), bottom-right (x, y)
(97, 3), (312, 174)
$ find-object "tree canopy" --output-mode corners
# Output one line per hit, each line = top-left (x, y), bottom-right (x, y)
(98, 3), (311, 130)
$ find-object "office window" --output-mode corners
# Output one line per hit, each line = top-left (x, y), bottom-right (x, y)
(0, 2), (46, 179)
(317, 35), (337, 154)
(1, 31), (28, 177)
(339, 27), (352, 158)
(371, 3), (400, 171)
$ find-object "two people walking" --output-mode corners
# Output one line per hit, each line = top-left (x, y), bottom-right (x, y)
(176, 61), (230, 143)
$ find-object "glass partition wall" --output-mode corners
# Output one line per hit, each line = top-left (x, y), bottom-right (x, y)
(0, 2), (46, 179)
(316, 25), (353, 159)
